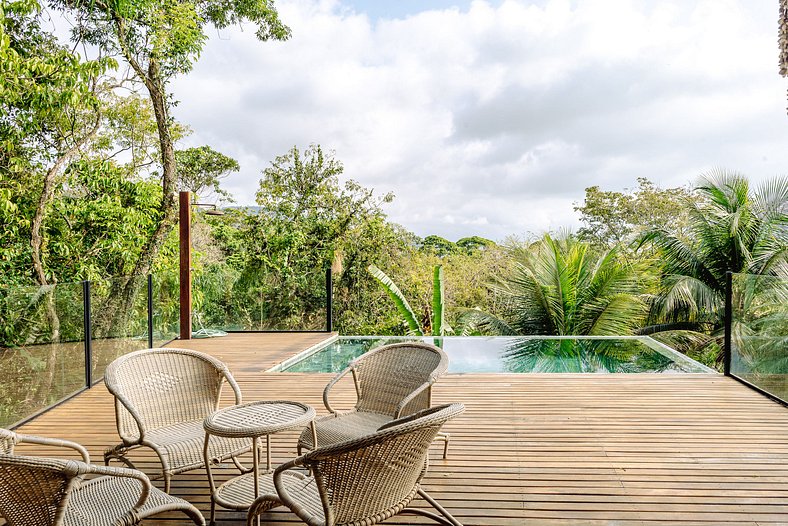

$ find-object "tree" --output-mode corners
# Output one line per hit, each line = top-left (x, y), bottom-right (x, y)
(574, 178), (694, 249)
(204, 145), (394, 330)
(176, 145), (239, 200)
(421, 235), (456, 257)
(1, 0), (115, 400)
(639, 171), (788, 365)
(456, 236), (495, 254)
(1, 0), (112, 288)
(464, 235), (651, 372)
(54, 0), (290, 310)
(477, 235), (649, 337)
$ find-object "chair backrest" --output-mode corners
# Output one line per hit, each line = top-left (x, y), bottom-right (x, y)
(104, 348), (237, 441)
(302, 403), (463, 526)
(352, 342), (448, 416)
(0, 455), (80, 526)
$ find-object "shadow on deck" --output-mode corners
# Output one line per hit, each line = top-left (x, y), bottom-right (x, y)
(14, 333), (788, 525)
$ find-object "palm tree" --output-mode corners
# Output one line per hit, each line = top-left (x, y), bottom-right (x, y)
(478, 235), (648, 336)
(471, 235), (650, 372)
(638, 171), (788, 364)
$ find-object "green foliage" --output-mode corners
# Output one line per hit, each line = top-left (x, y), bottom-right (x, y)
(421, 235), (456, 257)
(431, 265), (446, 335)
(368, 264), (423, 335)
(456, 236), (495, 254)
(641, 172), (787, 326)
(195, 144), (395, 330)
(475, 235), (648, 336)
(47, 159), (164, 280)
(575, 178), (695, 249)
(638, 171), (788, 367)
(176, 145), (240, 199)
(58, 0), (290, 78)
(1, 0), (113, 169)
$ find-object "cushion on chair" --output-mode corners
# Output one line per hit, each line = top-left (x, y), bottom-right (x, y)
(298, 412), (391, 451)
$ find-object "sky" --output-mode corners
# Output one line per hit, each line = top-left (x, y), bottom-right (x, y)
(170, 0), (788, 242)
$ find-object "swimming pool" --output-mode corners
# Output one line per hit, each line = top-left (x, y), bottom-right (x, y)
(272, 336), (715, 374)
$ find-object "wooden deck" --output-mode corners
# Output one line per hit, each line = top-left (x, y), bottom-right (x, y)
(14, 333), (788, 525)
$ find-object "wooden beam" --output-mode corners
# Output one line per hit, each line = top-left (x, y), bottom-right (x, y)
(179, 191), (192, 340)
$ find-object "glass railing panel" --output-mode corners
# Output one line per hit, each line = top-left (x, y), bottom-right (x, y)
(730, 273), (788, 403)
(152, 270), (179, 347)
(192, 265), (329, 332)
(89, 276), (150, 380)
(0, 282), (86, 427)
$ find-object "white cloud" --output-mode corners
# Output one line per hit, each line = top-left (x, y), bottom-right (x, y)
(171, 0), (788, 241)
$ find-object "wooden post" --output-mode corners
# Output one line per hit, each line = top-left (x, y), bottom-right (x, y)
(179, 191), (192, 340)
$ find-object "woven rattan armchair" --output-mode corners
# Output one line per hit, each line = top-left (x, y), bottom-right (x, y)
(298, 342), (452, 458)
(103, 347), (250, 492)
(249, 403), (465, 526)
(0, 428), (204, 526)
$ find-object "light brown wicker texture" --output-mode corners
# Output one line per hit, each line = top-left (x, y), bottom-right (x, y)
(249, 403), (465, 526)
(0, 428), (204, 526)
(103, 348), (250, 492)
(202, 401), (317, 525)
(297, 342), (451, 458)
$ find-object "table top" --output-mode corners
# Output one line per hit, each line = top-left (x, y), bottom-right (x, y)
(204, 400), (315, 438)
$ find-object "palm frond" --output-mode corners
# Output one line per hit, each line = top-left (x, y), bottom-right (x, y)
(431, 265), (445, 336)
(367, 264), (423, 336)
(753, 176), (788, 218)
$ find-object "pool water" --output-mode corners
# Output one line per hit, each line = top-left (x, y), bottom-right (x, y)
(276, 336), (715, 374)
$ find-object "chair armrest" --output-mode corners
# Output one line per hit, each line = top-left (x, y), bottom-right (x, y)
(393, 380), (434, 418)
(272, 456), (334, 524)
(15, 433), (91, 463)
(221, 366), (243, 405)
(81, 463), (152, 513)
(108, 388), (150, 443)
(322, 366), (355, 415)
(378, 404), (447, 432)
(271, 457), (304, 509)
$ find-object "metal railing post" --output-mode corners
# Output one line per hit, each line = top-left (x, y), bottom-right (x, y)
(723, 271), (732, 376)
(82, 280), (92, 387)
(147, 274), (154, 348)
(326, 267), (333, 332)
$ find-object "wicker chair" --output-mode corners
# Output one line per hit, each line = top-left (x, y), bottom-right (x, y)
(297, 342), (452, 458)
(103, 347), (250, 492)
(249, 403), (465, 526)
(0, 428), (205, 526)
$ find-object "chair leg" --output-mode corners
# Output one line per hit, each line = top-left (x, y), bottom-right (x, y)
(104, 447), (137, 469)
(402, 508), (456, 525)
(417, 488), (463, 526)
(436, 431), (450, 459)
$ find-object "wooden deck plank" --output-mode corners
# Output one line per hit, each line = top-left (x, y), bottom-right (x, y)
(13, 333), (788, 525)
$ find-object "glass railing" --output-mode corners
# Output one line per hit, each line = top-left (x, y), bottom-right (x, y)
(728, 272), (788, 404)
(192, 266), (331, 332)
(0, 269), (333, 426)
(0, 282), (86, 427)
(152, 270), (180, 346)
(89, 276), (150, 381)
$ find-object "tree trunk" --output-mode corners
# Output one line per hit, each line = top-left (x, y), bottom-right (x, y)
(101, 44), (180, 333)
(30, 125), (98, 402)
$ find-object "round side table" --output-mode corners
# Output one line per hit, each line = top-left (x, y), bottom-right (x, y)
(203, 400), (316, 525)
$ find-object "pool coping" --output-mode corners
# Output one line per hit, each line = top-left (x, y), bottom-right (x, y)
(266, 335), (718, 374)
(267, 333), (339, 372)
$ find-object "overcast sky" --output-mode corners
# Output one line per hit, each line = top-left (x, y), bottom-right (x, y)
(171, 0), (788, 242)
